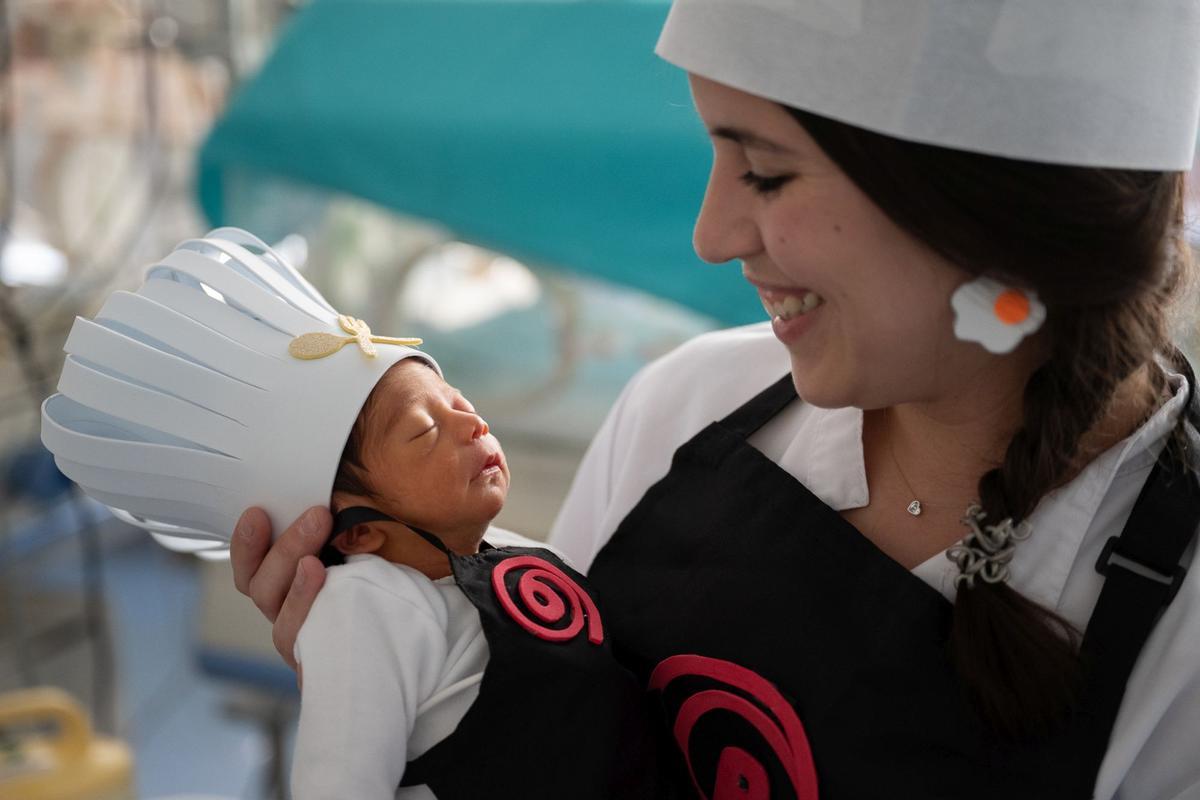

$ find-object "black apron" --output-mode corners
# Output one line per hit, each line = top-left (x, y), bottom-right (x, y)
(588, 362), (1200, 799)
(329, 507), (665, 799)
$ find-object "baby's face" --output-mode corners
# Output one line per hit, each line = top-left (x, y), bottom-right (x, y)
(357, 360), (509, 534)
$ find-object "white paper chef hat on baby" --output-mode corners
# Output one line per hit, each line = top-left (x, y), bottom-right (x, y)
(657, 0), (1200, 170)
(40, 228), (440, 555)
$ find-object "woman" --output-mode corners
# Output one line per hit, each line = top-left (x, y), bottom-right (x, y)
(233, 2), (1200, 796)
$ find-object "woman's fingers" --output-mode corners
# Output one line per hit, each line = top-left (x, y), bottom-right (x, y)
(231, 505), (331, 622)
(273, 555), (327, 669)
(231, 507), (272, 598)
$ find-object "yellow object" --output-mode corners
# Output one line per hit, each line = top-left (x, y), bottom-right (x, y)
(289, 315), (423, 361)
(0, 687), (134, 800)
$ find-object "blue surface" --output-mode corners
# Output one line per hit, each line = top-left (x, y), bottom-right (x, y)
(196, 650), (299, 698)
(3, 440), (72, 503)
(197, 0), (764, 325)
(0, 494), (110, 565)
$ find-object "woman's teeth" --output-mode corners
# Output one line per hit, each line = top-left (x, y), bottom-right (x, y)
(762, 291), (824, 321)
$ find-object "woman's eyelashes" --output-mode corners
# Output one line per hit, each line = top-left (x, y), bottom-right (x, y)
(739, 169), (795, 196)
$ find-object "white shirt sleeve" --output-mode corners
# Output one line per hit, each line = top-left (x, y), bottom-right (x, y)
(1112, 676), (1200, 799)
(291, 560), (450, 800)
(1105, 604), (1200, 800)
(548, 365), (647, 571)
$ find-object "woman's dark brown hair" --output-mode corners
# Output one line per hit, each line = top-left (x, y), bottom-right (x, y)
(784, 107), (1197, 739)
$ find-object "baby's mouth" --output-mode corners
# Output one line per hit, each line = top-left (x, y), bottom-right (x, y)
(476, 452), (504, 478)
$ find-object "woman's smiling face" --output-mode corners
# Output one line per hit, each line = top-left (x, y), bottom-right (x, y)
(354, 360), (509, 535)
(687, 73), (984, 411)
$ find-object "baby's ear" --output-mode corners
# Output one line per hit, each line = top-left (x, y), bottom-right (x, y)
(333, 524), (386, 555)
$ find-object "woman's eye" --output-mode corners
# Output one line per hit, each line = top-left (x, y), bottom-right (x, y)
(739, 170), (794, 196)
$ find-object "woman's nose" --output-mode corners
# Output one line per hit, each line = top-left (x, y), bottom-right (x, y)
(691, 164), (763, 265)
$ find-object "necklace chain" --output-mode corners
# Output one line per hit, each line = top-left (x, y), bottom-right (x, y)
(884, 410), (965, 518)
(886, 435), (926, 516)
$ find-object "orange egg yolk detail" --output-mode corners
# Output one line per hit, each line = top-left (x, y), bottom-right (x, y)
(994, 290), (1030, 325)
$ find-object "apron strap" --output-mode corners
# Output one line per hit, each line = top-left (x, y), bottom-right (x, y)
(330, 506), (456, 556)
(1073, 349), (1200, 785)
(720, 372), (799, 439)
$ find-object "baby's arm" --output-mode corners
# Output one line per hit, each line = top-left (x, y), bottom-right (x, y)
(290, 562), (449, 800)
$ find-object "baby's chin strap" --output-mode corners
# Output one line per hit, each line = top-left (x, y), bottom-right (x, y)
(328, 506), (494, 558)
(330, 505), (450, 555)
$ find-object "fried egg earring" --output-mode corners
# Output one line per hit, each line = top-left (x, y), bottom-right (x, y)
(951, 276), (1046, 354)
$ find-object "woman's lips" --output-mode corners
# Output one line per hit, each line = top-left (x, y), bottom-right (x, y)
(759, 290), (823, 320)
(769, 302), (823, 346)
(744, 278), (825, 316)
(747, 283), (826, 345)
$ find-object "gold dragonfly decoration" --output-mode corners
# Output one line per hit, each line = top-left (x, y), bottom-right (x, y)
(289, 315), (423, 360)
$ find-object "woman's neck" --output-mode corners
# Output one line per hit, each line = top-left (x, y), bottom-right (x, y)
(878, 360), (1162, 506)
(851, 353), (1166, 569)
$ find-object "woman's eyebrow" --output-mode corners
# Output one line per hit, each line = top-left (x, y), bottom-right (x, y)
(709, 125), (797, 156)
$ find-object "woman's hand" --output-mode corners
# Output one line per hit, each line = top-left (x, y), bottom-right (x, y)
(231, 505), (331, 670)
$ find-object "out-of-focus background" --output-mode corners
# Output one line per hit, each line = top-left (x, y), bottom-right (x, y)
(0, 1), (1197, 798)
(0, 1), (758, 797)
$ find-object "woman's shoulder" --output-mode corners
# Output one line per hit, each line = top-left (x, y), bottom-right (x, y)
(641, 321), (786, 380)
(624, 322), (792, 421)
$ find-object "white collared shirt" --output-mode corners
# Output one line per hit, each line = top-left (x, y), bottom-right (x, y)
(549, 322), (1200, 800)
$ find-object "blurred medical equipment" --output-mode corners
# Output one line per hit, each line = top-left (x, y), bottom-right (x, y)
(0, 447), (116, 735)
(0, 686), (134, 800)
(0, 4), (285, 795)
(0, 0), (229, 738)
(196, 0), (760, 326)
(194, 560), (296, 800)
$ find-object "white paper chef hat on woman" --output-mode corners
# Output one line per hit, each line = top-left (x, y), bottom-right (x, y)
(40, 228), (439, 554)
(657, 0), (1200, 170)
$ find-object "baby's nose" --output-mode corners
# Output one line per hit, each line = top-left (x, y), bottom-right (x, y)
(472, 416), (489, 440)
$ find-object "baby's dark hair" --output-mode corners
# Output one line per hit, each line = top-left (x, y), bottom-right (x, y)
(320, 359), (438, 566)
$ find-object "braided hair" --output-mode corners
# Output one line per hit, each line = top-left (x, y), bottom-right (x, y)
(785, 106), (1197, 739)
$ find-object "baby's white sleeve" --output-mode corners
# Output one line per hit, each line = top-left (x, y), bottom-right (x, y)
(290, 569), (449, 800)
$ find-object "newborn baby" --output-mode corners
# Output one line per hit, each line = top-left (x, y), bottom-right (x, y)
(291, 359), (662, 800)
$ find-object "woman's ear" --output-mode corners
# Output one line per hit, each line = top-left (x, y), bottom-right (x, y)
(332, 524), (386, 555)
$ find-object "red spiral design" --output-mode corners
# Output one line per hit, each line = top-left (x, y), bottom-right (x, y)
(491, 555), (604, 645)
(649, 654), (818, 800)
